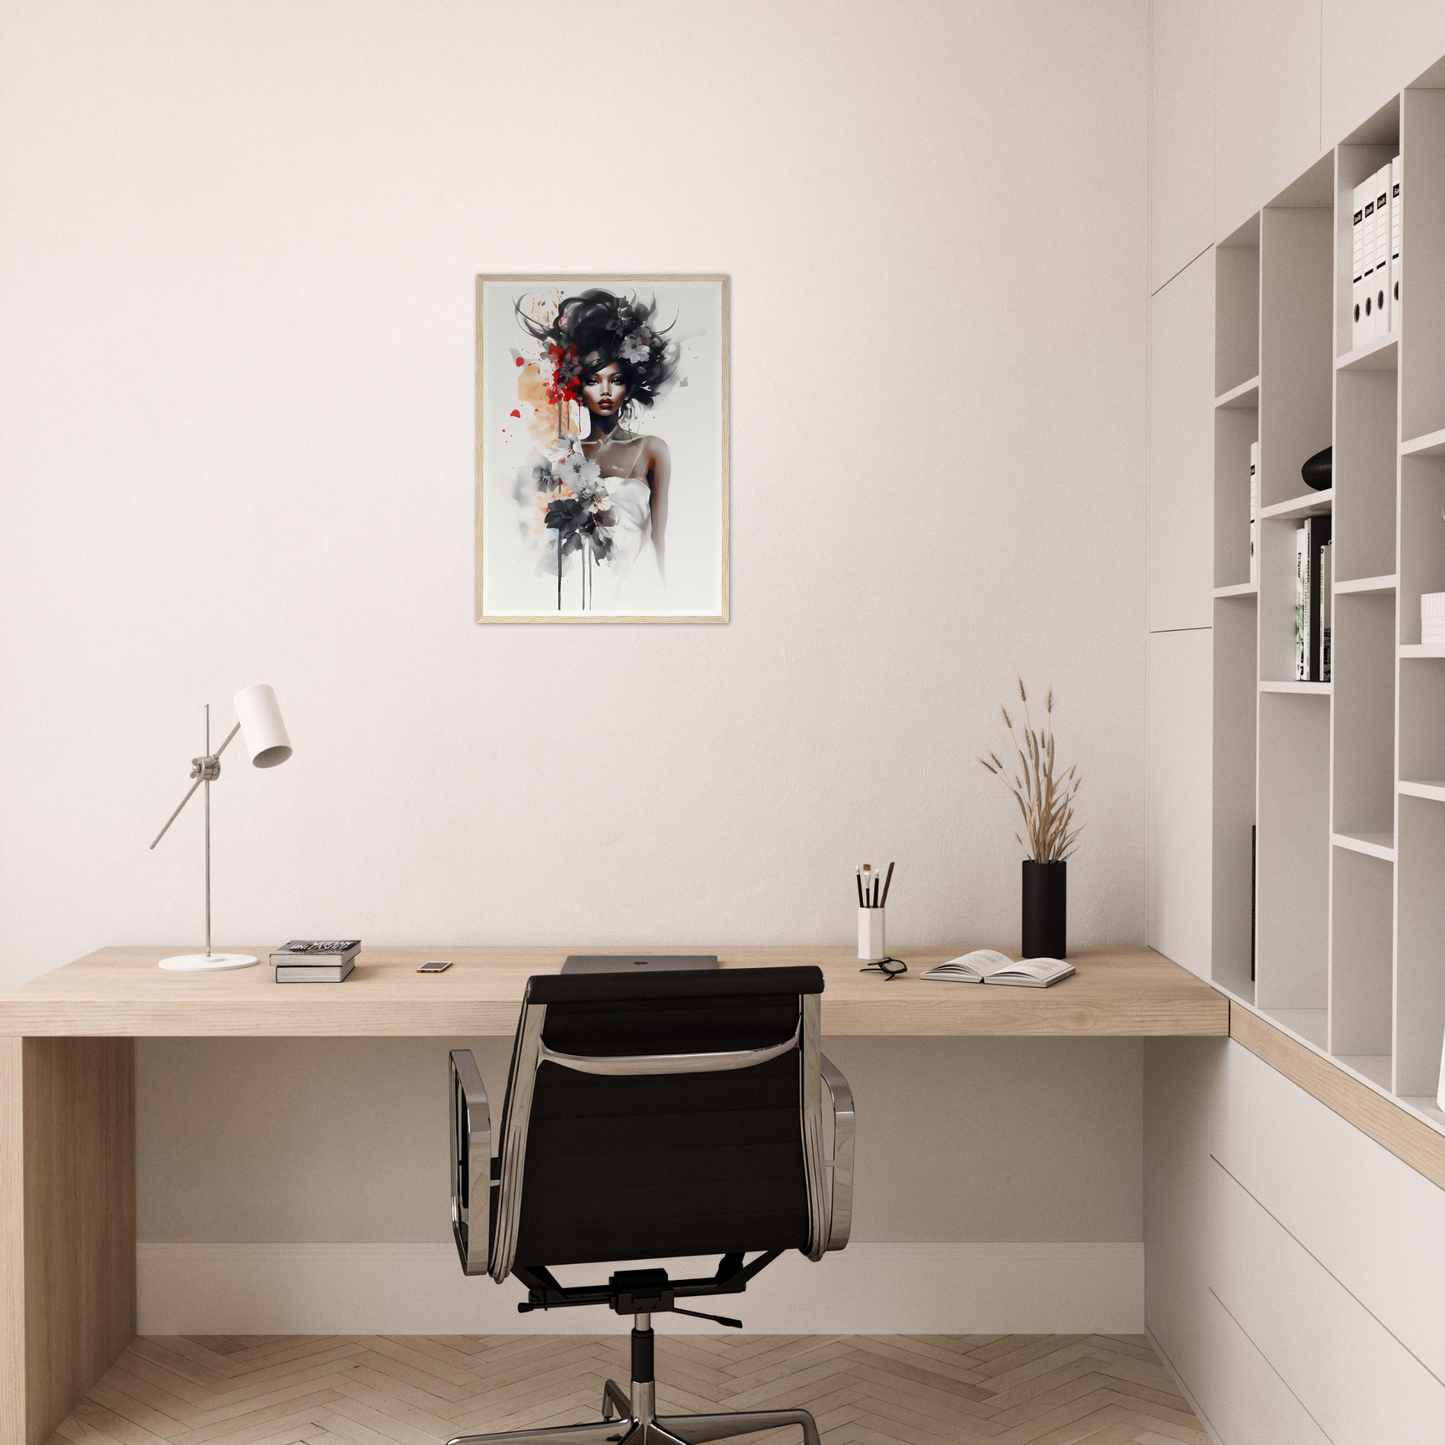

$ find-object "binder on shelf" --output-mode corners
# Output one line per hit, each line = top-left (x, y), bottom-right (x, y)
(1351, 179), (1367, 349)
(1320, 538), (1333, 683)
(1249, 441), (1259, 585)
(1391, 154), (1402, 332)
(1373, 165), (1391, 341)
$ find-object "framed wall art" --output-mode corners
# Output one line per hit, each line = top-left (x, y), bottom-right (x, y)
(476, 274), (729, 623)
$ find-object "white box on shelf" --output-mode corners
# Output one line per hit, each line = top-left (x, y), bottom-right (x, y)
(1352, 178), (1368, 349)
(1421, 594), (1445, 640)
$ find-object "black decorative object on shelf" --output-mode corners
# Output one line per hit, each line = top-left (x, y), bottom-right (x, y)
(1302, 445), (1332, 491)
(1022, 860), (1067, 959)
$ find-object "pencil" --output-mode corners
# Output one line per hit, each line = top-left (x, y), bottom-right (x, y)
(880, 860), (895, 907)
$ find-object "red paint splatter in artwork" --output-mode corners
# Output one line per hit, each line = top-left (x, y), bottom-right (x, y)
(510, 409), (521, 418)
(515, 357), (525, 367)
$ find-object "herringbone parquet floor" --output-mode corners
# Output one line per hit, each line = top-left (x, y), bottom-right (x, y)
(49, 1334), (1209, 1445)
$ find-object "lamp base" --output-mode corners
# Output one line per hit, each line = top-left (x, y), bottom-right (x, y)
(158, 952), (258, 972)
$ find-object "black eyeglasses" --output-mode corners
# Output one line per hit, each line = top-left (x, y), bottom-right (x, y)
(859, 956), (908, 981)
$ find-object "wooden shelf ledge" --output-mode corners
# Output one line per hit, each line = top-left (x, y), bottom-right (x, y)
(1230, 1002), (1445, 1192)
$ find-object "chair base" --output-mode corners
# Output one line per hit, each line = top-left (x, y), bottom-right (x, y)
(446, 1379), (821, 1445)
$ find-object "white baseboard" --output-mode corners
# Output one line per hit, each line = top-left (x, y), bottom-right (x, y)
(137, 1241), (1143, 1335)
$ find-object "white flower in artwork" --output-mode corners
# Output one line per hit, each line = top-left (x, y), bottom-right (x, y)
(619, 329), (651, 364)
(557, 446), (602, 494)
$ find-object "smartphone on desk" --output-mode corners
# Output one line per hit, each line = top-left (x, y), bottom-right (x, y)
(417, 959), (452, 973)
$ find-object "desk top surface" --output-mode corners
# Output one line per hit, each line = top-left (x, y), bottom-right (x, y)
(0, 945), (1227, 1037)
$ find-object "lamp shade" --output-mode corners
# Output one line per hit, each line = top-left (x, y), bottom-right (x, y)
(233, 684), (292, 768)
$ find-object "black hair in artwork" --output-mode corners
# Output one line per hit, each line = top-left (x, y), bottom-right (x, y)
(516, 288), (677, 414)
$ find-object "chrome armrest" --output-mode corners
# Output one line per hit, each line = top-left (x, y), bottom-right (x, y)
(449, 1049), (492, 1276)
(819, 1052), (854, 1251)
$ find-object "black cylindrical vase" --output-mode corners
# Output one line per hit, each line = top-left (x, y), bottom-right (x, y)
(1022, 860), (1067, 958)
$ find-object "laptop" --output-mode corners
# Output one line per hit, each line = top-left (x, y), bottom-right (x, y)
(561, 954), (719, 974)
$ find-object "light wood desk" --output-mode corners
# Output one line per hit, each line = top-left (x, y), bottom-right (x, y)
(0, 944), (1224, 1445)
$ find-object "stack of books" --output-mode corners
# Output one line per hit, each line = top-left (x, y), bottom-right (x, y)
(270, 939), (361, 983)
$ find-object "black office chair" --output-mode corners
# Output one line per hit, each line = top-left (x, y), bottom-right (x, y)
(446, 965), (855, 1445)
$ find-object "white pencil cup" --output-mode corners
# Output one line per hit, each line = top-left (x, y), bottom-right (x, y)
(858, 907), (886, 962)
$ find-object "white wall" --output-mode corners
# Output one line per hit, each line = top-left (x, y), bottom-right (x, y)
(0, 0), (1149, 984)
(0, 0), (1152, 1325)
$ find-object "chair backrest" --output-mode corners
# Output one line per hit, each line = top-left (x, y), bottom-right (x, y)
(488, 966), (827, 1280)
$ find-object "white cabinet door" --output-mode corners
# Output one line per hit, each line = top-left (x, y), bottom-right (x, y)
(1149, 251), (1215, 632)
(1147, 629), (1213, 978)
(1151, 0), (1215, 292)
(1215, 0), (1323, 237)
(1322, 0), (1445, 145)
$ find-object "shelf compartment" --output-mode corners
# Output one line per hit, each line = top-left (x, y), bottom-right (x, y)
(1265, 1007), (1329, 1051)
(1333, 830), (1396, 861)
(1397, 455), (1445, 644)
(1401, 87), (1445, 444)
(1334, 368), (1398, 582)
(1260, 681), (1331, 695)
(1214, 405), (1259, 590)
(1259, 203), (1332, 510)
(1255, 692), (1331, 1016)
(1400, 642), (1445, 784)
(1332, 591), (1396, 839)
(1215, 375), (1260, 409)
(1401, 427), (1445, 458)
(1216, 222), (1260, 398)
(1260, 489), (1333, 520)
(1330, 848), (1393, 1062)
(1336, 139), (1399, 362)
(1336, 1055), (1393, 1090)
(1397, 795), (1445, 1097)
(1212, 593), (1259, 1003)
(1336, 335), (1398, 371)
(1336, 574), (1397, 594)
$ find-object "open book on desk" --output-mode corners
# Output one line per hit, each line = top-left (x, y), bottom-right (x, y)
(920, 950), (1075, 988)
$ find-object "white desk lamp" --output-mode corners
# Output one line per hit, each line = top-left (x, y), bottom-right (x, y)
(149, 684), (292, 972)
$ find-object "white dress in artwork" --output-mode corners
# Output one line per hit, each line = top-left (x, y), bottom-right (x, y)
(591, 448), (665, 610)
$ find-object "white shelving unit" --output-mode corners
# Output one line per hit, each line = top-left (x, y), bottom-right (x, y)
(1212, 79), (1445, 1133)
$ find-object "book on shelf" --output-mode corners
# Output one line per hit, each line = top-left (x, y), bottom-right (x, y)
(270, 939), (361, 966)
(1250, 824), (1256, 985)
(920, 950), (1074, 988)
(276, 958), (355, 984)
(1320, 538), (1332, 682)
(1249, 441), (1259, 585)
(1293, 518), (1332, 681)
(1295, 526), (1308, 679)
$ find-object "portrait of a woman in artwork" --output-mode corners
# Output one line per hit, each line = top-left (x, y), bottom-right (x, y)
(476, 275), (728, 622)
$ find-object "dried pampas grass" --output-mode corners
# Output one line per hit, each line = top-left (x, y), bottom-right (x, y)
(980, 678), (1083, 863)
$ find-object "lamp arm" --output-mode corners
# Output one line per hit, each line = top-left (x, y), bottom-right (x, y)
(148, 722), (241, 850)
(149, 778), (203, 850)
(213, 721), (242, 759)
